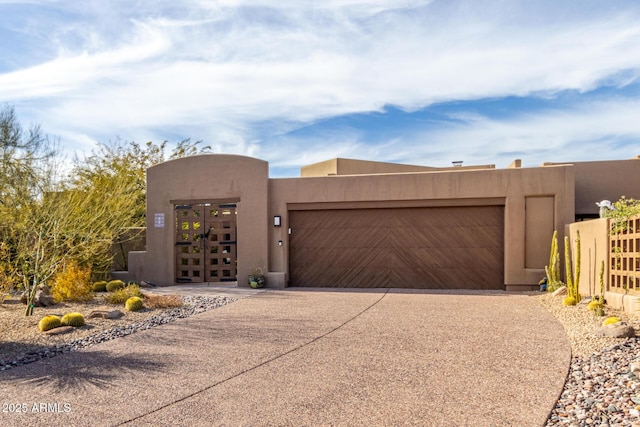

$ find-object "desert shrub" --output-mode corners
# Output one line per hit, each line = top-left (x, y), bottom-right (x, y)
(106, 279), (125, 292)
(603, 316), (621, 326)
(0, 242), (20, 295)
(125, 296), (144, 311)
(38, 315), (62, 332)
(92, 281), (108, 292)
(562, 296), (577, 306)
(142, 293), (183, 309)
(61, 312), (85, 327)
(104, 284), (142, 304)
(51, 261), (93, 303)
(594, 305), (606, 317)
(605, 196), (640, 234)
(587, 300), (604, 312)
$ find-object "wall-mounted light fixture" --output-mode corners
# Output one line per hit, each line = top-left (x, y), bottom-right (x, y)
(273, 215), (281, 227)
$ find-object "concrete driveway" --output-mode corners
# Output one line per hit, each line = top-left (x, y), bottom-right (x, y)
(0, 288), (570, 426)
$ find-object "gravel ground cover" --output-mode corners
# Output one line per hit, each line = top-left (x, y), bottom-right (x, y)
(533, 292), (640, 427)
(0, 293), (236, 371)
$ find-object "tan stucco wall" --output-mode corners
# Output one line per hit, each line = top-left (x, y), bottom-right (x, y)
(128, 154), (269, 286)
(569, 219), (609, 297)
(269, 165), (575, 290)
(128, 155), (582, 290)
(545, 158), (640, 217)
(525, 196), (555, 269)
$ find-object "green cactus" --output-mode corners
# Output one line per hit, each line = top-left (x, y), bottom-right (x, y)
(603, 316), (620, 326)
(564, 232), (581, 303)
(125, 296), (144, 311)
(92, 281), (108, 292)
(599, 260), (605, 299)
(574, 231), (581, 295)
(587, 300), (604, 312)
(545, 231), (562, 291)
(106, 280), (125, 292)
(38, 315), (62, 332)
(562, 296), (577, 306)
(594, 305), (606, 317)
(61, 312), (85, 327)
(565, 236), (573, 295)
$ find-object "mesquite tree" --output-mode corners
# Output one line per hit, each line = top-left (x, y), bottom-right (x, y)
(0, 106), (140, 314)
(15, 176), (141, 315)
(0, 105), (57, 304)
(1, 106), (212, 314)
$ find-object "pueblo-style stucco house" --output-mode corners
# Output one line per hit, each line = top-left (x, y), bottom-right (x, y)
(126, 155), (640, 293)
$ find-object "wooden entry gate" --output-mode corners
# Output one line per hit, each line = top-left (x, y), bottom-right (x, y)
(175, 202), (237, 283)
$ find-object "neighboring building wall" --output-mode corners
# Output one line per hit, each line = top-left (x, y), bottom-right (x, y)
(301, 158), (496, 177)
(269, 165), (575, 291)
(128, 155), (269, 286)
(301, 158), (436, 177)
(545, 157), (640, 218)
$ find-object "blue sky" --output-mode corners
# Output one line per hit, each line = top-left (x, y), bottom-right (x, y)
(1, 0), (639, 177)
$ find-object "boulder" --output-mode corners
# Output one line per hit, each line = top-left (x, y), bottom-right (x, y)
(21, 284), (55, 307)
(630, 362), (640, 378)
(595, 322), (636, 338)
(552, 286), (568, 297)
(578, 296), (592, 305)
(88, 309), (124, 320)
(43, 326), (74, 335)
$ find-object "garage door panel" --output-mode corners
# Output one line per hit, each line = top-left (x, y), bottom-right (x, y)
(389, 268), (455, 288)
(291, 224), (390, 249)
(292, 267), (389, 288)
(392, 226), (445, 248)
(310, 248), (389, 268)
(289, 206), (504, 289)
(392, 206), (502, 227)
(390, 268), (465, 289)
(393, 244), (501, 267)
(332, 229), (390, 249)
(392, 225), (502, 250)
(290, 247), (388, 271)
(293, 209), (387, 230)
(393, 248), (461, 269)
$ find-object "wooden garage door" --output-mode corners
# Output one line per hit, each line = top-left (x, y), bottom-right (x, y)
(289, 206), (504, 289)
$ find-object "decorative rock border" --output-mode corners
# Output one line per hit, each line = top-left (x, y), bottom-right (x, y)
(546, 338), (640, 426)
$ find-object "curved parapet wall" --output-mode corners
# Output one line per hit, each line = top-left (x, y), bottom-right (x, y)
(128, 154), (269, 286)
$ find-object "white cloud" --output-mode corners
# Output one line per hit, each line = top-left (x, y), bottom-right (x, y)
(390, 98), (640, 168)
(1, 0), (639, 174)
(0, 20), (170, 99)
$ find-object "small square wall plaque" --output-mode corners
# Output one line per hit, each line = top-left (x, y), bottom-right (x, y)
(154, 213), (165, 228)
